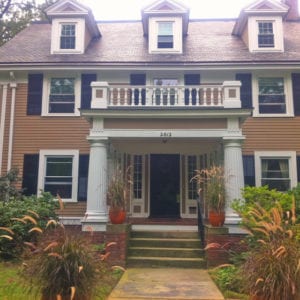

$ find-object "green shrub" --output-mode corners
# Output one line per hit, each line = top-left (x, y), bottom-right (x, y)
(0, 193), (58, 260)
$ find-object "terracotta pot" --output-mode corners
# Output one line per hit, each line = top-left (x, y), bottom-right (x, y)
(109, 208), (126, 224)
(208, 211), (225, 227)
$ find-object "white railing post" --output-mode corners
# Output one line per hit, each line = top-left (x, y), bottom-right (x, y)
(222, 81), (242, 108)
(91, 82), (109, 109)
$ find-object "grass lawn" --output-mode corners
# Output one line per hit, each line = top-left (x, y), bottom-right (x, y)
(0, 261), (122, 300)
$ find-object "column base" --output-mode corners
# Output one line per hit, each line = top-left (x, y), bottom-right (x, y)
(81, 211), (108, 232)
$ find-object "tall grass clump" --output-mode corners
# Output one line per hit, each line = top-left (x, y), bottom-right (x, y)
(240, 199), (300, 299)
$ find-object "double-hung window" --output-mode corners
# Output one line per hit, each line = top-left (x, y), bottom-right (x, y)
(157, 22), (174, 49)
(187, 156), (198, 200)
(258, 77), (285, 114)
(133, 155), (143, 199)
(60, 24), (76, 49)
(258, 22), (274, 48)
(255, 151), (297, 192)
(49, 78), (75, 113)
(38, 150), (79, 201)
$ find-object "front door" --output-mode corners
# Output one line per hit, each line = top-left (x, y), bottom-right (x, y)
(150, 154), (180, 218)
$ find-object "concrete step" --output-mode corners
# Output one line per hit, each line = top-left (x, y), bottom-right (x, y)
(131, 230), (199, 239)
(129, 237), (202, 248)
(129, 246), (204, 258)
(127, 256), (206, 268)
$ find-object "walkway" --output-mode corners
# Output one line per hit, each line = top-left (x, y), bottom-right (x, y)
(108, 268), (224, 300)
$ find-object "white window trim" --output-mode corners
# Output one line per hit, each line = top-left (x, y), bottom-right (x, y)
(248, 16), (284, 53)
(148, 16), (183, 54)
(42, 73), (81, 116)
(254, 151), (297, 190)
(51, 18), (85, 54)
(252, 72), (294, 117)
(37, 149), (79, 202)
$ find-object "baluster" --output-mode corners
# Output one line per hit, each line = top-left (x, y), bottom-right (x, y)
(218, 87), (222, 106)
(108, 88), (112, 106)
(203, 88), (207, 106)
(124, 88), (128, 105)
(138, 88), (142, 106)
(188, 87), (192, 106)
(131, 88), (135, 106)
(167, 88), (170, 106)
(160, 88), (164, 106)
(196, 87), (200, 106)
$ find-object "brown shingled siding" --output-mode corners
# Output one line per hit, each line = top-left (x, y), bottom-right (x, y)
(242, 117), (300, 154)
(12, 83), (91, 187)
(104, 118), (227, 130)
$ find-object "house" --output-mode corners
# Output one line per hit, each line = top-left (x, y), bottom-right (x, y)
(0, 0), (299, 231)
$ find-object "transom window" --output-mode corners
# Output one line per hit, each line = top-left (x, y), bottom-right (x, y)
(60, 24), (76, 49)
(157, 22), (174, 48)
(44, 156), (73, 198)
(49, 78), (75, 113)
(261, 158), (290, 191)
(258, 77), (285, 114)
(258, 22), (274, 48)
(133, 155), (143, 199)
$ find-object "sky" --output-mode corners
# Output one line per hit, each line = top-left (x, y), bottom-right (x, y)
(65, 0), (270, 20)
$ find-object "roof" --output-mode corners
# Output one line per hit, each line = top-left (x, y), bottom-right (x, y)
(0, 19), (300, 67)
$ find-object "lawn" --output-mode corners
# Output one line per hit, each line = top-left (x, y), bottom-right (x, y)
(0, 261), (122, 300)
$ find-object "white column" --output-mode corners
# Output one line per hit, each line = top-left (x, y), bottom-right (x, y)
(0, 84), (8, 174)
(223, 138), (244, 224)
(82, 138), (108, 231)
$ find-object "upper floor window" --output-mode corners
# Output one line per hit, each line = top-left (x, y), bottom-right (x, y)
(258, 22), (274, 48)
(157, 22), (173, 48)
(60, 24), (76, 49)
(258, 77), (285, 114)
(49, 78), (75, 113)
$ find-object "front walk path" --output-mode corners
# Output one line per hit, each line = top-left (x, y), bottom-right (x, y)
(108, 268), (224, 300)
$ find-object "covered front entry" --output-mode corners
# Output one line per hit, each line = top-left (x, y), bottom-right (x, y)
(150, 154), (180, 218)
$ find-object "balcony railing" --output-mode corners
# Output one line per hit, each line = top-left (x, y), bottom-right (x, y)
(90, 81), (242, 109)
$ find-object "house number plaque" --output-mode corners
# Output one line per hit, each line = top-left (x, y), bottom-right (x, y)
(160, 132), (172, 137)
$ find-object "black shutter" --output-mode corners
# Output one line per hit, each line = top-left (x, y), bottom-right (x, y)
(297, 156), (300, 183)
(130, 74), (146, 105)
(292, 74), (300, 116)
(243, 155), (255, 187)
(81, 74), (97, 109)
(184, 74), (200, 105)
(22, 154), (39, 196)
(236, 73), (252, 109)
(27, 74), (43, 115)
(78, 154), (89, 201)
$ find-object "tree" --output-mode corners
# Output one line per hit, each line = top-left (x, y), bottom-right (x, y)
(0, 0), (57, 46)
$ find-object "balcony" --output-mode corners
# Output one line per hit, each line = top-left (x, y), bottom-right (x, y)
(90, 81), (242, 109)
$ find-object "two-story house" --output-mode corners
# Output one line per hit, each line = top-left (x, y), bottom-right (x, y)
(0, 0), (299, 231)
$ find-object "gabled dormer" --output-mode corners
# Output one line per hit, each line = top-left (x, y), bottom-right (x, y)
(232, 0), (289, 52)
(142, 0), (189, 54)
(45, 0), (101, 54)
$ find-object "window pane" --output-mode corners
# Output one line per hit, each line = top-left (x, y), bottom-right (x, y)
(133, 155), (143, 199)
(50, 78), (75, 113)
(157, 22), (173, 48)
(158, 22), (173, 35)
(44, 156), (73, 198)
(258, 78), (285, 114)
(188, 156), (198, 200)
(258, 22), (274, 47)
(60, 24), (76, 49)
(261, 158), (290, 191)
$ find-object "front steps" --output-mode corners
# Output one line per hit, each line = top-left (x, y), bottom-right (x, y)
(127, 230), (206, 268)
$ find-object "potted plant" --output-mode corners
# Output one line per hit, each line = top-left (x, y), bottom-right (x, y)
(193, 165), (225, 226)
(107, 166), (131, 224)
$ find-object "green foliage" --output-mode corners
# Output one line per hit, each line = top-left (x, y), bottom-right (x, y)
(0, 193), (58, 260)
(23, 226), (106, 300)
(209, 265), (243, 294)
(0, 168), (22, 201)
(240, 204), (300, 299)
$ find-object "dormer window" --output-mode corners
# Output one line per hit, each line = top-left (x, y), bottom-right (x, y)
(60, 24), (76, 49)
(258, 21), (274, 48)
(157, 22), (174, 48)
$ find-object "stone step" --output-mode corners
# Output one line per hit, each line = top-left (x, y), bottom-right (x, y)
(128, 246), (204, 258)
(127, 256), (206, 268)
(129, 237), (202, 248)
(131, 230), (199, 239)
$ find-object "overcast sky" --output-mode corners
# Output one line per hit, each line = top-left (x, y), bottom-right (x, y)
(71, 0), (269, 20)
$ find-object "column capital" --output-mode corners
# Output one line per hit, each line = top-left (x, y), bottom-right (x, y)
(87, 136), (109, 145)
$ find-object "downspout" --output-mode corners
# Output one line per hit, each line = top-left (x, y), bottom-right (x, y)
(0, 83), (8, 174)
(7, 73), (17, 172)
